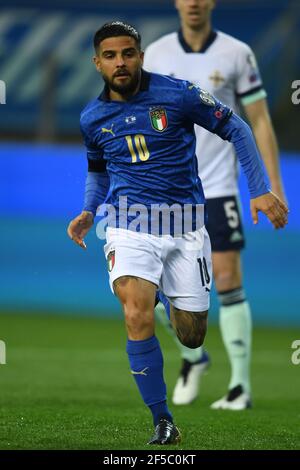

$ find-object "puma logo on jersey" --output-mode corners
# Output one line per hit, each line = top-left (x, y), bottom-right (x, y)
(131, 367), (149, 376)
(188, 83), (200, 92)
(101, 124), (115, 137)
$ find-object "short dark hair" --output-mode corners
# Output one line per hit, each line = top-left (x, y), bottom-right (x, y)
(93, 21), (141, 52)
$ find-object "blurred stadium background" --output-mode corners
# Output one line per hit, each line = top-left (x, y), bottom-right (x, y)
(1, 0), (299, 322)
(0, 0), (300, 450)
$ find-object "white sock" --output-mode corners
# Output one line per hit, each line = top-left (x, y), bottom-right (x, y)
(155, 302), (203, 363)
(219, 293), (252, 395)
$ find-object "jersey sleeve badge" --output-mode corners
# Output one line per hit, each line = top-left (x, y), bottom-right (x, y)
(199, 89), (216, 107)
(247, 53), (261, 83)
(188, 83), (216, 107)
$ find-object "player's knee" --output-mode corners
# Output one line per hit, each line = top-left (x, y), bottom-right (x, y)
(180, 331), (205, 349)
(215, 270), (238, 292)
(173, 309), (207, 349)
(177, 324), (207, 349)
(124, 304), (153, 333)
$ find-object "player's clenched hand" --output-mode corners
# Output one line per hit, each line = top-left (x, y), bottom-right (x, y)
(250, 192), (288, 229)
(67, 211), (94, 249)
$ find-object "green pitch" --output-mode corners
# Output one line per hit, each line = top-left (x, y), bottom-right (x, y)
(0, 313), (299, 450)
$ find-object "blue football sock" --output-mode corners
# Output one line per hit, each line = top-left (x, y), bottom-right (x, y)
(126, 335), (172, 426)
(158, 291), (170, 319)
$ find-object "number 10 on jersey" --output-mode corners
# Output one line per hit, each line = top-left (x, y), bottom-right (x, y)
(125, 134), (150, 163)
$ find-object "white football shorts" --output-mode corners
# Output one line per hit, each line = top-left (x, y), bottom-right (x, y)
(103, 227), (212, 312)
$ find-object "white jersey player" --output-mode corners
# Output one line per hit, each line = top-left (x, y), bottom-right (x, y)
(145, 29), (266, 200)
(144, 0), (286, 410)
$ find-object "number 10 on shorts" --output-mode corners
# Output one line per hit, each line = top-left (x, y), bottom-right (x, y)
(198, 257), (210, 290)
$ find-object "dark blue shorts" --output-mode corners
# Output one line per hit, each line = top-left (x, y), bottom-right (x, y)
(206, 195), (245, 252)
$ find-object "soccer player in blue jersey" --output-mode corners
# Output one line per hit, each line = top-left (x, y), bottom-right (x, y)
(67, 22), (288, 445)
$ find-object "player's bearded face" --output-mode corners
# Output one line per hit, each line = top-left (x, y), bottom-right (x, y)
(96, 37), (143, 96)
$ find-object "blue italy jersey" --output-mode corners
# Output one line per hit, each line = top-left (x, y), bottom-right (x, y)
(80, 71), (268, 234)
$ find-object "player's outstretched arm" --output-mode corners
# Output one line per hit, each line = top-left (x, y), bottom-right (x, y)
(214, 113), (289, 228)
(250, 191), (288, 229)
(245, 99), (287, 205)
(67, 211), (94, 249)
(180, 83), (289, 229)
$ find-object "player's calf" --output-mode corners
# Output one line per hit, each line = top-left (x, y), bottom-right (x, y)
(170, 308), (208, 349)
